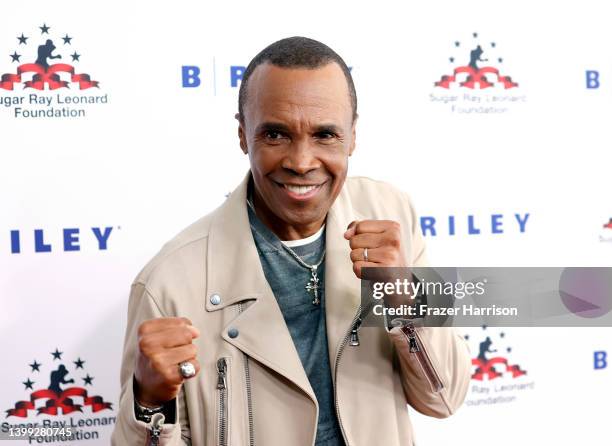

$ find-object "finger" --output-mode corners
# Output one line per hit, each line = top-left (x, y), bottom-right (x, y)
(344, 220), (359, 239)
(352, 260), (379, 279)
(139, 317), (194, 336)
(181, 358), (201, 380)
(158, 343), (199, 368)
(349, 233), (384, 250)
(350, 247), (388, 263)
(145, 326), (199, 350)
(352, 220), (391, 235)
(160, 357), (202, 387)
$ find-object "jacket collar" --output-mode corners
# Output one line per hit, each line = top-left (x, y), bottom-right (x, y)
(205, 171), (362, 398)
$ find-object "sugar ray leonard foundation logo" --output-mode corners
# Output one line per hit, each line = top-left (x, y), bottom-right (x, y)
(463, 326), (534, 407)
(430, 32), (526, 114)
(599, 218), (612, 242)
(1, 23), (108, 119)
(3, 347), (115, 442)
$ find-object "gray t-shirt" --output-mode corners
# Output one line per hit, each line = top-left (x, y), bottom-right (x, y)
(248, 205), (345, 446)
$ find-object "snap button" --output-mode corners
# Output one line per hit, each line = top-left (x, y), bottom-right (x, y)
(209, 293), (221, 305)
(227, 327), (239, 339)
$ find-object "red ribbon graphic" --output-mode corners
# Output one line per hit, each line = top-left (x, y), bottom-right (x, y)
(435, 66), (518, 89)
(5, 387), (112, 417)
(0, 63), (98, 90)
(471, 357), (527, 381)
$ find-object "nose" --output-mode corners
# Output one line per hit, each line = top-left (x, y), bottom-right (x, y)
(280, 137), (320, 176)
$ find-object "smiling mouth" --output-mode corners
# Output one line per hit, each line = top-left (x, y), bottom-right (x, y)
(273, 180), (327, 198)
(284, 184), (320, 195)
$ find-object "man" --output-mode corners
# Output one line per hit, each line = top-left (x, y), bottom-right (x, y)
(112, 36), (470, 446)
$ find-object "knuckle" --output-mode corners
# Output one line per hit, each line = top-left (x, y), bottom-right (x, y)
(137, 320), (151, 337)
(187, 344), (197, 357)
(180, 328), (193, 345)
(149, 353), (165, 371)
(389, 237), (401, 249)
(138, 338), (152, 355)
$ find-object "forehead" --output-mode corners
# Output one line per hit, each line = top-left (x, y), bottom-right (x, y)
(244, 62), (352, 125)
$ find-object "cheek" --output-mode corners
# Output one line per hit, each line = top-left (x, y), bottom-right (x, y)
(323, 152), (349, 179)
(250, 147), (282, 175)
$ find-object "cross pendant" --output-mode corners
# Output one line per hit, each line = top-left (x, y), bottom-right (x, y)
(305, 267), (321, 305)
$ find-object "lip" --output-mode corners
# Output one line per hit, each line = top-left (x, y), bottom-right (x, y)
(273, 180), (327, 201)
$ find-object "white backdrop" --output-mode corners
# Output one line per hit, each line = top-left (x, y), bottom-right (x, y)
(1, 0), (611, 444)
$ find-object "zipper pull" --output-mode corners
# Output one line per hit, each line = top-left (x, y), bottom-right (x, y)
(217, 358), (227, 390)
(349, 317), (363, 347)
(406, 324), (420, 353)
(148, 412), (164, 446)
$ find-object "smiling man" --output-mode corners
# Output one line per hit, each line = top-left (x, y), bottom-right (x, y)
(112, 37), (471, 446)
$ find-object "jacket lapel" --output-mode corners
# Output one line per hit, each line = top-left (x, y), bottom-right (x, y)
(324, 185), (363, 379)
(205, 172), (316, 402)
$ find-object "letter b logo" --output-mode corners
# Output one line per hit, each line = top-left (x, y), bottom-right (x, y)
(594, 351), (607, 370)
(586, 70), (600, 89)
(182, 66), (201, 88)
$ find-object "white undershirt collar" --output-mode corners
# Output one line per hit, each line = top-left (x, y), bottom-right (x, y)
(281, 224), (326, 248)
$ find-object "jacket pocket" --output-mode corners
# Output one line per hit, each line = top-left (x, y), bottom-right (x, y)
(216, 357), (230, 446)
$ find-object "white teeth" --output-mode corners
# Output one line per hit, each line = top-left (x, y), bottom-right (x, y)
(285, 184), (318, 195)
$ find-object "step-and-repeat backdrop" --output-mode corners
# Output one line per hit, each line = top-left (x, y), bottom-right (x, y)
(1, 1), (610, 444)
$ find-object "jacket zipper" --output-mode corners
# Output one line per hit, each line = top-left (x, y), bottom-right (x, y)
(333, 306), (363, 446)
(217, 358), (229, 446)
(147, 412), (164, 446)
(403, 323), (444, 393)
(239, 302), (255, 446)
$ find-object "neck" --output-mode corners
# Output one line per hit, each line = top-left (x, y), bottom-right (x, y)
(251, 187), (326, 241)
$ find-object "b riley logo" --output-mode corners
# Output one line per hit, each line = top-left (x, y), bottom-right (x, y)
(463, 326), (535, 407)
(2, 347), (115, 443)
(431, 32), (526, 114)
(1, 23), (108, 118)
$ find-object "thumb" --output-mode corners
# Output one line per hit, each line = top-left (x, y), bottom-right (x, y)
(344, 220), (358, 239)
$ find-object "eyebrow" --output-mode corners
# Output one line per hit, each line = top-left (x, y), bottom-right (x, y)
(254, 122), (342, 135)
(255, 122), (292, 135)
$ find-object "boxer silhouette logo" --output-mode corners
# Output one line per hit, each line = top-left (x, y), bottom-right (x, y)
(435, 33), (518, 89)
(465, 327), (527, 381)
(5, 348), (112, 417)
(1, 23), (99, 91)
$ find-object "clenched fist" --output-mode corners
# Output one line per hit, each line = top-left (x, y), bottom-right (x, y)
(134, 317), (200, 407)
(344, 220), (408, 279)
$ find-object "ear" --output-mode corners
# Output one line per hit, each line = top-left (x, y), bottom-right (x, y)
(348, 113), (358, 157)
(235, 112), (248, 155)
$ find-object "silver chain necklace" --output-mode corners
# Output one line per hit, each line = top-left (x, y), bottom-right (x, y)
(247, 195), (325, 305)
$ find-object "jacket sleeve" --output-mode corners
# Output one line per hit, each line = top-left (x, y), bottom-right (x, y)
(388, 326), (471, 418)
(111, 282), (192, 445)
(387, 193), (472, 418)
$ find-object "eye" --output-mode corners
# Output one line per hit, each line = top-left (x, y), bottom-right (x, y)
(264, 130), (285, 140)
(315, 131), (335, 139)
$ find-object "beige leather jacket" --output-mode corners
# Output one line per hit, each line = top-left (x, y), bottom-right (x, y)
(111, 173), (471, 446)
